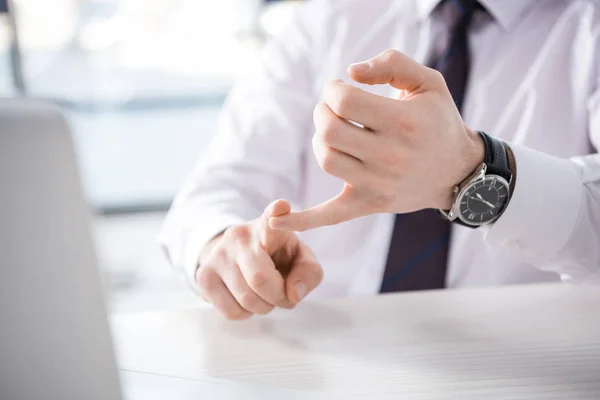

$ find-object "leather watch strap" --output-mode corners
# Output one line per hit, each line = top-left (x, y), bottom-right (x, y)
(437, 131), (513, 228)
(478, 131), (512, 181)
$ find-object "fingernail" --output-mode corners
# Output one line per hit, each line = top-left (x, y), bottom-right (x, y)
(349, 61), (370, 73)
(295, 282), (308, 301)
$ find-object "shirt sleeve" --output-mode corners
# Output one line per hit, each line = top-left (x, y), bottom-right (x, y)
(158, 3), (322, 291)
(486, 70), (600, 284)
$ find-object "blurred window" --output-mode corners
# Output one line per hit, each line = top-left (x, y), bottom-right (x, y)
(1, 0), (298, 213)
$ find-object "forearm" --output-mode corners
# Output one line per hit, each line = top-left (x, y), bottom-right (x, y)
(486, 144), (600, 281)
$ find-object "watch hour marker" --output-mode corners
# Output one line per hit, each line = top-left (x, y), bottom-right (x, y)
(468, 213), (475, 220)
(500, 194), (506, 198)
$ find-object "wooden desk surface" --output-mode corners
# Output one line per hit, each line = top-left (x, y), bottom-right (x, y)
(113, 283), (600, 399)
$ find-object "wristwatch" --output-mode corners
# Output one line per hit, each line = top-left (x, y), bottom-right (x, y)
(439, 131), (513, 228)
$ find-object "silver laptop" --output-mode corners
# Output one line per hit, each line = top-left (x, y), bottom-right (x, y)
(0, 100), (317, 400)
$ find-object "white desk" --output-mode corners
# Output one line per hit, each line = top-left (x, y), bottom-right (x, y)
(113, 283), (600, 399)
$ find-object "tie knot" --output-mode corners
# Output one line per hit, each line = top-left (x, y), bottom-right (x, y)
(447, 0), (486, 26)
(454, 0), (484, 16)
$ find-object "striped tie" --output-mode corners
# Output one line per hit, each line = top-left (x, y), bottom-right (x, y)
(380, 0), (485, 293)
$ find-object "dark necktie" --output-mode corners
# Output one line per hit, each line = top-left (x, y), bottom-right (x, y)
(380, 0), (484, 293)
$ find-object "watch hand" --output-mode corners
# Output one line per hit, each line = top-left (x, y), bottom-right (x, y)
(469, 196), (496, 209)
(468, 196), (483, 204)
(482, 200), (496, 209)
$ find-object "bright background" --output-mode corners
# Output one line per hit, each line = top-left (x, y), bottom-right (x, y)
(0, 0), (299, 313)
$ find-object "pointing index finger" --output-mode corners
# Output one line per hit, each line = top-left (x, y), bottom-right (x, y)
(269, 185), (365, 232)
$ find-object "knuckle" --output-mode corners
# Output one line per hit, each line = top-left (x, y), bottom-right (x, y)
(320, 120), (340, 147)
(225, 224), (251, 243)
(248, 270), (269, 289)
(397, 112), (416, 132)
(330, 88), (353, 117)
(381, 49), (401, 63)
(428, 68), (445, 85)
(196, 268), (219, 293)
(382, 149), (402, 169)
(313, 101), (328, 123)
(390, 105), (410, 124)
(239, 291), (260, 310)
(211, 246), (228, 262)
(319, 148), (338, 174)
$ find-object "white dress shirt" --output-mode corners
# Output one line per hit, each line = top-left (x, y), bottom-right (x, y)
(160, 0), (600, 299)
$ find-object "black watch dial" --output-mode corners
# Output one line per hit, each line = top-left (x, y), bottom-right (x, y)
(457, 175), (510, 226)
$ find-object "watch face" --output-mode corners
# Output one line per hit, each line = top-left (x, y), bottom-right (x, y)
(457, 175), (510, 226)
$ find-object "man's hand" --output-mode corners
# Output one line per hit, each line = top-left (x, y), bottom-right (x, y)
(196, 200), (323, 320)
(269, 49), (484, 232)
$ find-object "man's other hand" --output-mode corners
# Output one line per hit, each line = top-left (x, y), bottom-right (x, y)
(269, 49), (484, 232)
(196, 200), (323, 320)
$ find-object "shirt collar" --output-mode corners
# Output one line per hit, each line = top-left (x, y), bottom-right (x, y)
(415, 0), (537, 31)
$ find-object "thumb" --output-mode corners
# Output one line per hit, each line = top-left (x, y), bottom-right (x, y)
(347, 49), (432, 92)
(269, 185), (365, 232)
(259, 199), (292, 250)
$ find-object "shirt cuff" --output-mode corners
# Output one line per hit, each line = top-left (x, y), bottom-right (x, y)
(486, 144), (584, 267)
(182, 213), (245, 296)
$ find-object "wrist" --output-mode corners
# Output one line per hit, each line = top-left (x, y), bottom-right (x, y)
(463, 127), (486, 178)
(439, 127), (485, 210)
